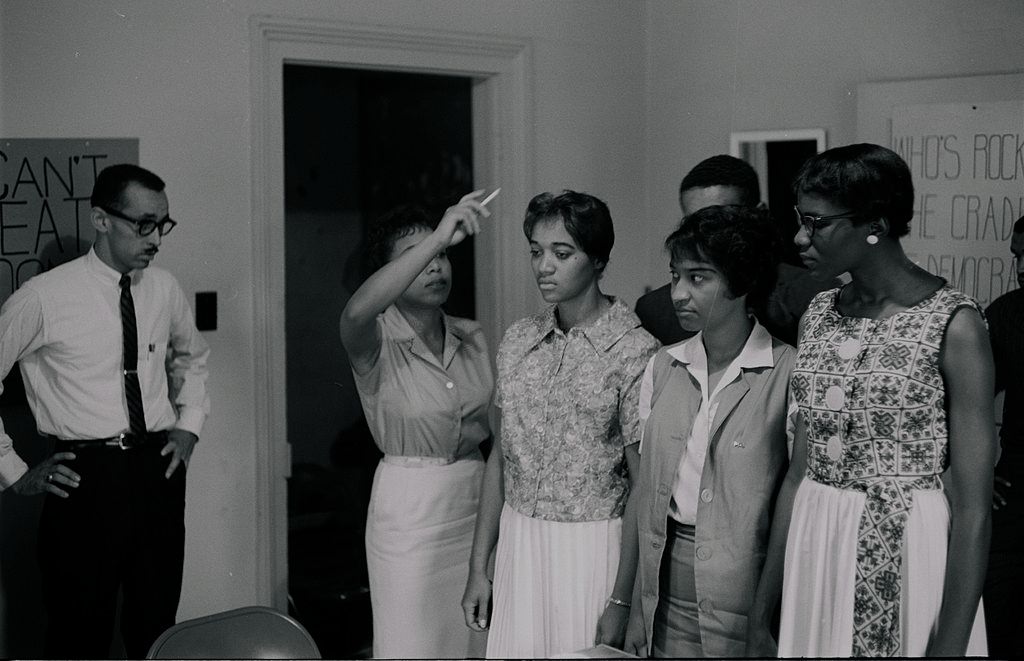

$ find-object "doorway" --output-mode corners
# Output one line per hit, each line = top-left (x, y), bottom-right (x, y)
(282, 64), (474, 657)
(250, 18), (533, 644)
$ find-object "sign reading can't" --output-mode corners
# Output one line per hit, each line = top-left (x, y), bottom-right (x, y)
(0, 138), (139, 302)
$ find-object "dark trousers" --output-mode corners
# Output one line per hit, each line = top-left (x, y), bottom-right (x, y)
(984, 455), (1024, 659)
(37, 443), (186, 659)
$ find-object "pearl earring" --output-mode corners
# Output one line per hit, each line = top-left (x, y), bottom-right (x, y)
(866, 234), (879, 245)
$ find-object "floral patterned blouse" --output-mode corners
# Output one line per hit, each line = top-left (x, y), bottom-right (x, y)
(496, 297), (659, 522)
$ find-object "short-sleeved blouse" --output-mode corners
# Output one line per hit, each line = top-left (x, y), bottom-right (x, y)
(496, 297), (659, 522)
(352, 305), (493, 460)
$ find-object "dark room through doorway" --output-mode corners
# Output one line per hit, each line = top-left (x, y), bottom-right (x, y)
(282, 63), (475, 658)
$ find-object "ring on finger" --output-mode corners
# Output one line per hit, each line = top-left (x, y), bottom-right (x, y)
(46, 473), (53, 483)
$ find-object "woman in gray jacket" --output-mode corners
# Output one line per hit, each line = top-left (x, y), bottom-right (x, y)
(623, 204), (794, 657)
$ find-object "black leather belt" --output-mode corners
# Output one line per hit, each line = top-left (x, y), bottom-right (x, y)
(55, 430), (169, 451)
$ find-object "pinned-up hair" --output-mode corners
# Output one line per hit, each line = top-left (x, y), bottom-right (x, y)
(365, 204), (437, 272)
(793, 143), (914, 238)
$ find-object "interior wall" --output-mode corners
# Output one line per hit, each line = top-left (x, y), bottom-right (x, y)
(0, 0), (647, 629)
(642, 0), (1024, 291)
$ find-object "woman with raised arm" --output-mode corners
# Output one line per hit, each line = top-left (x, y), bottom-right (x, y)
(339, 193), (492, 659)
(746, 144), (992, 657)
(622, 204), (794, 658)
(460, 190), (659, 658)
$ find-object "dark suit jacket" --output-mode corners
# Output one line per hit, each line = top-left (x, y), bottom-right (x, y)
(634, 283), (694, 346)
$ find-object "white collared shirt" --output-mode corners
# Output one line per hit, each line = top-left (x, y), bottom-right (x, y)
(0, 248), (210, 488)
(639, 321), (775, 524)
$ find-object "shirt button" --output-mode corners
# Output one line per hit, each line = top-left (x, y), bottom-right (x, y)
(837, 337), (861, 360)
(652, 540), (662, 550)
(700, 489), (713, 503)
(825, 385), (845, 411)
(698, 598), (714, 613)
(445, 381), (454, 389)
(696, 546), (712, 561)
(658, 485), (670, 496)
(826, 436), (843, 461)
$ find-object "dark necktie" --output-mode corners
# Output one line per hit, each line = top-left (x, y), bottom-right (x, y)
(119, 273), (147, 437)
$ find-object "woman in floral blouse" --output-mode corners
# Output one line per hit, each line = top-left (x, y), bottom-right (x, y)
(461, 190), (659, 658)
(746, 144), (993, 657)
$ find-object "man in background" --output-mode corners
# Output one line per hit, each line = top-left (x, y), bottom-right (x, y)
(0, 164), (210, 658)
(983, 215), (1024, 658)
(635, 154), (834, 346)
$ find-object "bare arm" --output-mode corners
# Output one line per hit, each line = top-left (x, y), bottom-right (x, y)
(745, 410), (808, 656)
(986, 301), (1010, 510)
(928, 307), (996, 656)
(339, 192), (489, 370)
(595, 443), (641, 647)
(462, 413), (506, 631)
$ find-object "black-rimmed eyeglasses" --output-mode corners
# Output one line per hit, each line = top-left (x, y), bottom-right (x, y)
(102, 206), (177, 237)
(793, 206), (858, 238)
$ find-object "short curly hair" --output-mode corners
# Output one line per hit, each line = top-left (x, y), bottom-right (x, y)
(665, 204), (780, 309)
(793, 143), (914, 238)
(523, 190), (614, 272)
(365, 204), (437, 272)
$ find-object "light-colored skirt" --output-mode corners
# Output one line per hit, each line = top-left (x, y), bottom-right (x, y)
(779, 478), (987, 657)
(486, 504), (621, 659)
(365, 455), (486, 659)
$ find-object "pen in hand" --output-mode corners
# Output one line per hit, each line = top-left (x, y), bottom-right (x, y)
(481, 187), (501, 206)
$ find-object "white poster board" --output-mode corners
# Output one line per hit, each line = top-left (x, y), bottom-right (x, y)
(890, 101), (1024, 306)
(858, 73), (1024, 306)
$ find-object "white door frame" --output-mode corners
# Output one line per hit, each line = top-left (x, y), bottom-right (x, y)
(249, 14), (534, 608)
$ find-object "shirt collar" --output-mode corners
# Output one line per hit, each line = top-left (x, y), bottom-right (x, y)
(667, 318), (775, 371)
(382, 304), (467, 345)
(85, 246), (132, 287)
(529, 297), (640, 352)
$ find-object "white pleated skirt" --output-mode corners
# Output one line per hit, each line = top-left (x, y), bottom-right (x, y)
(779, 478), (987, 657)
(365, 456), (487, 659)
(486, 504), (621, 659)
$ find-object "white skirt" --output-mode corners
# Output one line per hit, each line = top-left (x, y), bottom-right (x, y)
(779, 478), (987, 657)
(365, 456), (486, 659)
(486, 504), (621, 659)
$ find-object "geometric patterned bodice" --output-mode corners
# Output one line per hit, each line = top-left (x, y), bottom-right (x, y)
(790, 283), (983, 656)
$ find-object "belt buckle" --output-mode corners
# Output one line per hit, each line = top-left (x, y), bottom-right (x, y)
(115, 432), (131, 450)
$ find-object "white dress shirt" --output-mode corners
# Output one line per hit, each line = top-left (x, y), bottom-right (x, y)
(0, 248), (210, 488)
(639, 321), (775, 524)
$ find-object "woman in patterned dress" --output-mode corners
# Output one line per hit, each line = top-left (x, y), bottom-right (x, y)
(746, 144), (993, 657)
(460, 190), (659, 658)
(340, 195), (493, 658)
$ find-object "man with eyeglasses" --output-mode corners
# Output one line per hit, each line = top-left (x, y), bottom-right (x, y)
(0, 163), (210, 658)
(982, 214), (1024, 658)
